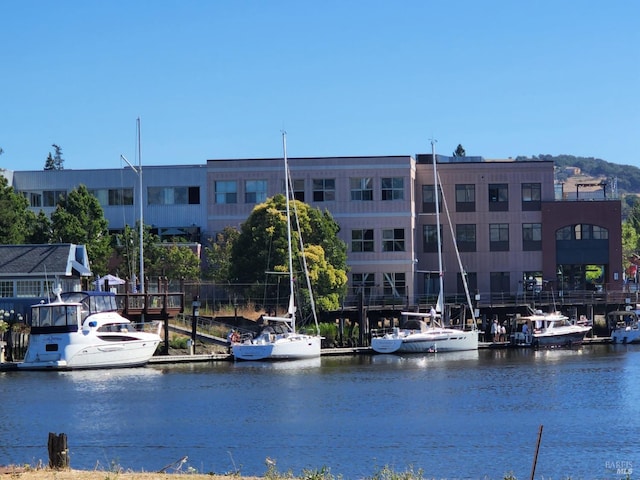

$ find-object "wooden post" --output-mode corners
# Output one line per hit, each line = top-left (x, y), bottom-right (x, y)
(48, 432), (69, 469)
(530, 424), (543, 480)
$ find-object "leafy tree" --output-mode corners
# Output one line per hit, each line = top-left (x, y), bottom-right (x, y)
(453, 144), (466, 157)
(51, 185), (111, 275)
(0, 175), (36, 244)
(156, 243), (201, 281)
(229, 194), (348, 314)
(114, 223), (163, 283)
(622, 221), (638, 271)
(26, 210), (53, 244)
(203, 226), (240, 283)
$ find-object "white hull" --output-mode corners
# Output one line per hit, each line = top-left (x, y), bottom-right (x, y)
(19, 332), (160, 370)
(372, 328), (478, 354)
(232, 333), (321, 361)
(19, 290), (161, 371)
(611, 328), (640, 344)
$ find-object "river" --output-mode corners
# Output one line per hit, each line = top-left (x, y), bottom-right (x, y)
(0, 345), (638, 479)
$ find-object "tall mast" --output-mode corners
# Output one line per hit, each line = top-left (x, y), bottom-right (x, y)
(282, 132), (296, 330)
(431, 139), (444, 310)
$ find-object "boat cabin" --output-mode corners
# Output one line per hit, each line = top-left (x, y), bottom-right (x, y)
(30, 291), (123, 334)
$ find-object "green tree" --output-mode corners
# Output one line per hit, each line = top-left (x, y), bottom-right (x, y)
(26, 210), (53, 244)
(229, 194), (348, 313)
(44, 152), (55, 170)
(203, 226), (240, 283)
(44, 144), (64, 170)
(51, 185), (111, 275)
(453, 144), (466, 157)
(0, 175), (36, 244)
(114, 223), (163, 283)
(156, 244), (201, 281)
(622, 221), (638, 270)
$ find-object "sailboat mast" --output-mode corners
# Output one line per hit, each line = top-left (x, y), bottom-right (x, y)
(282, 132), (296, 329)
(431, 139), (444, 310)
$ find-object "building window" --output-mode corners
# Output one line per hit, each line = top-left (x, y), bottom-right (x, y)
(383, 229), (405, 252)
(0, 281), (13, 297)
(91, 188), (134, 206)
(455, 184), (475, 212)
(43, 190), (66, 207)
(456, 224), (476, 252)
(489, 223), (509, 251)
(352, 273), (375, 298)
(522, 223), (542, 251)
(522, 183), (541, 211)
(381, 177), (404, 201)
(556, 224), (608, 240)
(351, 229), (374, 252)
(383, 272), (406, 297)
(215, 181), (237, 204)
(16, 280), (42, 297)
(24, 192), (42, 207)
(312, 178), (335, 202)
(350, 177), (373, 201)
(488, 184), (508, 211)
(292, 179), (305, 202)
(423, 224), (441, 253)
(422, 185), (442, 213)
(148, 187), (200, 205)
(490, 272), (510, 292)
(245, 180), (267, 204)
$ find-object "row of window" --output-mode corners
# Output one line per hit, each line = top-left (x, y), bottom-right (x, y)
(214, 177), (405, 204)
(424, 183), (542, 213)
(24, 187), (202, 208)
(22, 181), (539, 210)
(351, 223), (608, 254)
(0, 280), (49, 298)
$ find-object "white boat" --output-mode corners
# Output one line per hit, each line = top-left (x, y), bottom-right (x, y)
(19, 288), (162, 370)
(371, 312), (479, 353)
(371, 139), (478, 354)
(231, 133), (322, 361)
(607, 309), (640, 344)
(515, 309), (591, 348)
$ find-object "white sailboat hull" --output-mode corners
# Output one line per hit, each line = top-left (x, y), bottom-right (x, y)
(372, 328), (478, 354)
(232, 333), (321, 361)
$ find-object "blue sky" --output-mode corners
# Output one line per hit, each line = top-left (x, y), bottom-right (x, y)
(1, 1), (638, 171)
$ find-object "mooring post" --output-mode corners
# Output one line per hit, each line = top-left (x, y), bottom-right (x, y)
(47, 432), (69, 469)
(530, 424), (543, 480)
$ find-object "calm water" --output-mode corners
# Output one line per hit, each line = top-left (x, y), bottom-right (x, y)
(1, 345), (639, 479)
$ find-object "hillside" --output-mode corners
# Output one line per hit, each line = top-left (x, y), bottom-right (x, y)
(515, 154), (640, 196)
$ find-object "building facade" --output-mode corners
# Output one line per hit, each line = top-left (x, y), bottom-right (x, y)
(5, 153), (622, 306)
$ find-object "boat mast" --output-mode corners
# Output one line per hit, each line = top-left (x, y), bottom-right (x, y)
(431, 139), (444, 312)
(282, 132), (296, 331)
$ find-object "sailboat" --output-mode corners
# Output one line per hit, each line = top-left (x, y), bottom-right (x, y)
(371, 140), (479, 354)
(231, 133), (322, 361)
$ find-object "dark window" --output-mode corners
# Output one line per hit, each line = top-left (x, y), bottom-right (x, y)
(522, 223), (542, 251)
(456, 224), (476, 252)
(522, 183), (541, 211)
(455, 184), (475, 212)
(488, 184), (508, 211)
(490, 223), (509, 251)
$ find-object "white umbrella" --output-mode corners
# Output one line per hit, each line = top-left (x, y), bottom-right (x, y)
(94, 274), (126, 290)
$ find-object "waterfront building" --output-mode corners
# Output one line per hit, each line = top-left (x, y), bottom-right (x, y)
(4, 153), (622, 307)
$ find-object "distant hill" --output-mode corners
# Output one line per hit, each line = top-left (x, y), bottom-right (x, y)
(515, 154), (640, 196)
